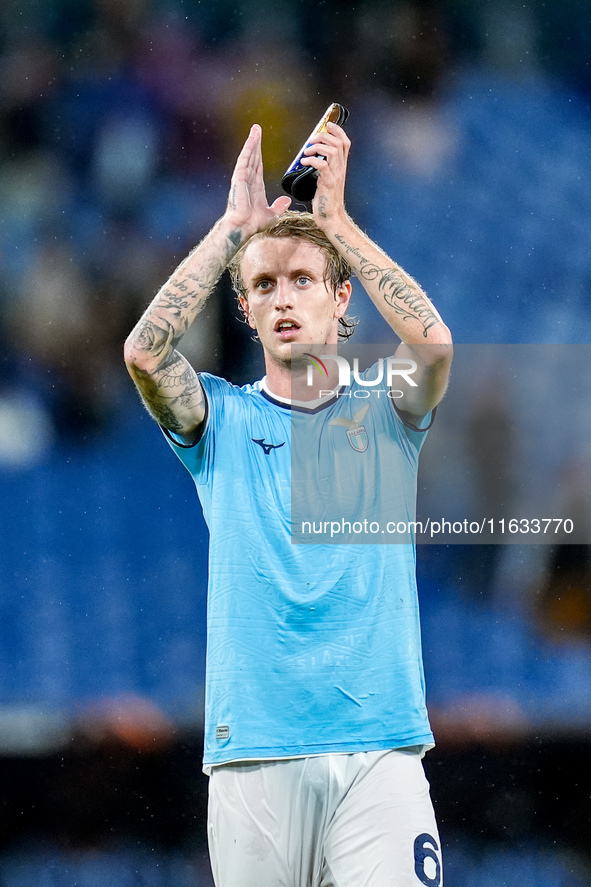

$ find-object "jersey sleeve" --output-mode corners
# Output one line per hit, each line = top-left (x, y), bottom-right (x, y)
(160, 372), (230, 484)
(356, 359), (434, 457)
(392, 402), (435, 451)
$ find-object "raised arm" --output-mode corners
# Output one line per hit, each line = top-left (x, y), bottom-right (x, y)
(301, 122), (453, 419)
(124, 125), (291, 436)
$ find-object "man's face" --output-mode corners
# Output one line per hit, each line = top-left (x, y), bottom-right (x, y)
(238, 237), (351, 367)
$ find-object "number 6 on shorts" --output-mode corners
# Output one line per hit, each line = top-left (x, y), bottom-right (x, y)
(414, 833), (442, 887)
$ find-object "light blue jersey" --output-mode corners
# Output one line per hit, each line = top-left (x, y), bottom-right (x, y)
(164, 368), (434, 769)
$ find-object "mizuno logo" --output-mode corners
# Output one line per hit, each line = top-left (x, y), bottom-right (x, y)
(252, 438), (286, 455)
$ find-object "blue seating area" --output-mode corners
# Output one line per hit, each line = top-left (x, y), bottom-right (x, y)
(0, 402), (208, 719)
(419, 577), (591, 729)
(348, 72), (591, 346)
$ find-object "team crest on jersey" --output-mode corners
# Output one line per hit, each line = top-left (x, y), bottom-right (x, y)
(346, 425), (369, 452)
(329, 404), (370, 453)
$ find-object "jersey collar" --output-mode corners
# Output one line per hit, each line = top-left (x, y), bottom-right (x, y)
(259, 376), (343, 414)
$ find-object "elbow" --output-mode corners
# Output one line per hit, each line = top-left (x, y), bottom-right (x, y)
(123, 334), (140, 373)
(124, 316), (173, 377)
(441, 322), (453, 347)
(431, 322), (453, 348)
(124, 331), (152, 378)
(420, 336), (453, 370)
(435, 339), (454, 368)
(427, 323), (453, 364)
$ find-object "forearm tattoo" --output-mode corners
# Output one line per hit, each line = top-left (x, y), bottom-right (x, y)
(133, 318), (178, 358)
(127, 227), (242, 429)
(131, 227), (243, 361)
(334, 234), (440, 337)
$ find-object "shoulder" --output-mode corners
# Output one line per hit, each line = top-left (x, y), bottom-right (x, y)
(198, 373), (271, 410)
(199, 373), (280, 431)
(198, 372), (260, 398)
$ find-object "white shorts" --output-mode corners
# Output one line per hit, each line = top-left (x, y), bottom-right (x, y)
(207, 749), (442, 887)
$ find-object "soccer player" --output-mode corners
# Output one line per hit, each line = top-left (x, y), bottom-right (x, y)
(124, 120), (453, 887)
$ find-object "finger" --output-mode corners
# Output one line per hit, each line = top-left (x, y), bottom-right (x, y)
(249, 141), (266, 195)
(245, 123), (261, 150)
(300, 155), (331, 170)
(246, 129), (262, 176)
(314, 128), (350, 159)
(231, 125), (260, 180)
(308, 125), (349, 148)
(302, 144), (339, 162)
(243, 124), (260, 155)
(303, 138), (343, 163)
(270, 195), (292, 215)
(304, 130), (341, 149)
(326, 121), (351, 145)
(254, 147), (263, 178)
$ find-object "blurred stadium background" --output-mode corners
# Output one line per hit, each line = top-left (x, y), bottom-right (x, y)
(1, 0), (591, 883)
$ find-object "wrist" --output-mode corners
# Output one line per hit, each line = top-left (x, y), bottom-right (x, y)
(319, 209), (356, 246)
(216, 214), (253, 253)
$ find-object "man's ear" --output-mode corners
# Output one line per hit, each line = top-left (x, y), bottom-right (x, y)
(334, 280), (353, 319)
(239, 295), (257, 330)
